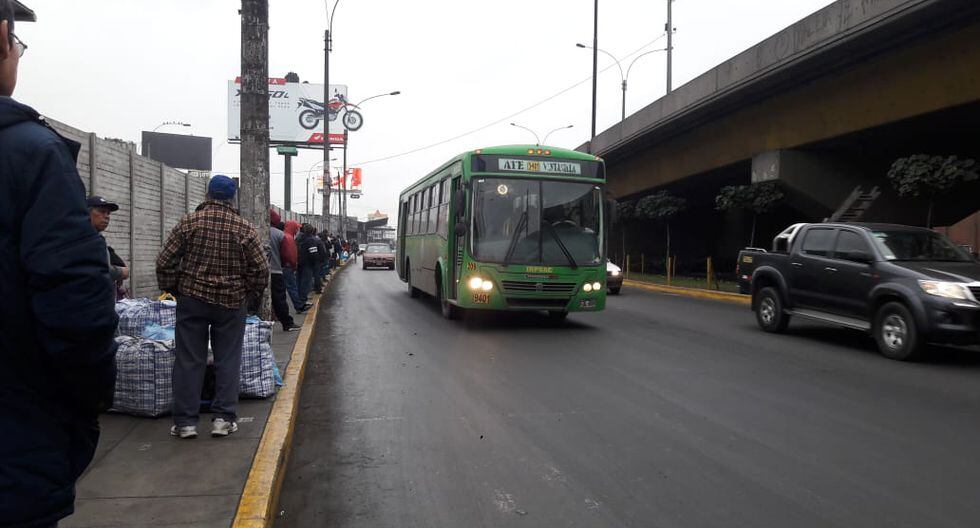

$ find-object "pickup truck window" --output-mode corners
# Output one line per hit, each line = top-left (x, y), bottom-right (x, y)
(801, 228), (835, 257)
(833, 230), (870, 259)
(871, 230), (973, 262)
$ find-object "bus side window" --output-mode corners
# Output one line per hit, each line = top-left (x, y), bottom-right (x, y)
(410, 193), (418, 235)
(428, 185), (438, 234)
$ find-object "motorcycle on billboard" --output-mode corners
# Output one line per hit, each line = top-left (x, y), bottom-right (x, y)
(297, 92), (364, 132)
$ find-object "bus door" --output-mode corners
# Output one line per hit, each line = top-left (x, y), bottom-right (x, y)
(397, 200), (408, 280)
(450, 176), (463, 299)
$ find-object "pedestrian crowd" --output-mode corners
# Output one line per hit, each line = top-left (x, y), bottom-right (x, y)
(0, 3), (357, 525)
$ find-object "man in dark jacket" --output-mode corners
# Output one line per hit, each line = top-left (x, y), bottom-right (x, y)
(0, 3), (119, 525)
(296, 224), (321, 302)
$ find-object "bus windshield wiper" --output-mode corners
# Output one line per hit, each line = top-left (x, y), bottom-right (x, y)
(502, 210), (528, 267)
(544, 221), (578, 269)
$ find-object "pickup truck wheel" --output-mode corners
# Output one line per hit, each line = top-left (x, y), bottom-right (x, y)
(755, 287), (789, 333)
(874, 302), (923, 361)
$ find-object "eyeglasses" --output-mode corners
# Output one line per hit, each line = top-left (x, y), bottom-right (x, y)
(10, 33), (26, 58)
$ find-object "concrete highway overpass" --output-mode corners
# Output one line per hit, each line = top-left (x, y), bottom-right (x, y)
(582, 0), (980, 263)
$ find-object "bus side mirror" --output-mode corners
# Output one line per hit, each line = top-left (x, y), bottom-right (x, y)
(454, 223), (468, 236)
(454, 189), (466, 216)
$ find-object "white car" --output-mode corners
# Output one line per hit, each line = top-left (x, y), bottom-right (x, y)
(606, 260), (623, 295)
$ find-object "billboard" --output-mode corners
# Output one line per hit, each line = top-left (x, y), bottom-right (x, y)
(228, 78), (349, 145)
(331, 168), (362, 193)
(141, 131), (212, 171)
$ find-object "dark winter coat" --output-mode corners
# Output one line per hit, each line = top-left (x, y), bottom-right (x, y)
(0, 96), (118, 527)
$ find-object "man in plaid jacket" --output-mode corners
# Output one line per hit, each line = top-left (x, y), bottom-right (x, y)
(156, 175), (269, 439)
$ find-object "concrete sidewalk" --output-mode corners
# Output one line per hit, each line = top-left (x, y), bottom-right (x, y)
(61, 287), (324, 528)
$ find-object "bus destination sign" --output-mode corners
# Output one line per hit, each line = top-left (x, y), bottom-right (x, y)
(498, 158), (582, 175)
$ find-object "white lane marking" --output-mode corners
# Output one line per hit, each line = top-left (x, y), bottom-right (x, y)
(343, 416), (406, 423)
(585, 498), (602, 510)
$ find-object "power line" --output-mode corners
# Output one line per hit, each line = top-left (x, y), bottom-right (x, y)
(351, 33), (667, 167)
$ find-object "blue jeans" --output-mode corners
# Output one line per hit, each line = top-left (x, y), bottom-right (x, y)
(298, 266), (314, 305)
(282, 268), (303, 309)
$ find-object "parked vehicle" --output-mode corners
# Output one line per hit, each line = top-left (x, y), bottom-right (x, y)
(362, 243), (395, 270)
(607, 260), (623, 295)
(738, 223), (980, 360)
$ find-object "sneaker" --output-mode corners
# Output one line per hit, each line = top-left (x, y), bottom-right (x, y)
(211, 418), (238, 437)
(283, 323), (302, 332)
(170, 425), (198, 439)
(301, 302), (314, 311)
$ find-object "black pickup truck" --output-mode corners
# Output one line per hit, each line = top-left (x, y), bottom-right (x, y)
(737, 223), (980, 360)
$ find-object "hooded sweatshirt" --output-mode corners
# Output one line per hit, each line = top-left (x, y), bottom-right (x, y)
(281, 220), (300, 270)
(0, 96), (119, 527)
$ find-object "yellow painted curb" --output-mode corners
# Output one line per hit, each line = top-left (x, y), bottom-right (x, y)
(232, 264), (346, 528)
(623, 279), (751, 306)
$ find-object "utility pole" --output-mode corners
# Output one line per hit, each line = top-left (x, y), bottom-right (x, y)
(341, 130), (348, 238)
(240, 0), (271, 317)
(589, 0), (598, 152)
(666, 0), (673, 94)
(322, 28), (332, 231)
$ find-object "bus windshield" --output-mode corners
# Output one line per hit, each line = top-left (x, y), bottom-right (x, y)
(472, 178), (602, 266)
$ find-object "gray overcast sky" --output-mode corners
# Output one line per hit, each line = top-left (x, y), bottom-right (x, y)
(14, 0), (833, 220)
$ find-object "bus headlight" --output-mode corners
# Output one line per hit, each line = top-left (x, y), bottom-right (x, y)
(592, 281), (602, 291)
(468, 277), (493, 291)
(583, 283), (594, 293)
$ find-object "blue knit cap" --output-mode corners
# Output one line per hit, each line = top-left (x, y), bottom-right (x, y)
(208, 175), (237, 200)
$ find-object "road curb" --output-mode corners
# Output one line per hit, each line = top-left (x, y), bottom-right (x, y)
(232, 262), (347, 528)
(623, 279), (751, 306)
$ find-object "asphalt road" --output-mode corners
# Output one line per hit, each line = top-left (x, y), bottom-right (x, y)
(275, 264), (980, 528)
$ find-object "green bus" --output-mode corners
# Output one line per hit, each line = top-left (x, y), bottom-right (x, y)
(396, 145), (608, 320)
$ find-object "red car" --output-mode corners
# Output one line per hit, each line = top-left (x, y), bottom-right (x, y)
(362, 243), (395, 270)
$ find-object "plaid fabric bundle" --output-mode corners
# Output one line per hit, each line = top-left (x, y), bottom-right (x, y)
(111, 336), (175, 417)
(116, 299), (176, 337)
(240, 320), (276, 398)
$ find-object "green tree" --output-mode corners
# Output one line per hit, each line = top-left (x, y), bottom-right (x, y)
(886, 154), (978, 228)
(634, 190), (687, 262)
(715, 181), (784, 247)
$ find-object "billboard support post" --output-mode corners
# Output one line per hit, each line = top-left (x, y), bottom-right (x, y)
(341, 129), (348, 238)
(276, 145), (298, 211)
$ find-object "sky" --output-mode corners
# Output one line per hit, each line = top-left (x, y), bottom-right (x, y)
(13, 0), (835, 221)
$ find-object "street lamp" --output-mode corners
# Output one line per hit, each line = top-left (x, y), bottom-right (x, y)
(542, 124), (574, 145)
(323, 0), (342, 230)
(577, 43), (667, 123)
(145, 121), (191, 159)
(510, 122), (540, 145)
(354, 90), (401, 107)
(152, 121), (191, 132)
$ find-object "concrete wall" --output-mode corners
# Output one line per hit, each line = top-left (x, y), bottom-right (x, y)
(50, 119), (331, 300)
(49, 119), (209, 299)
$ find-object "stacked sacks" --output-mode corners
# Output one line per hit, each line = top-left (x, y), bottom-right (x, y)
(112, 298), (178, 417)
(115, 298), (176, 336)
(111, 336), (175, 417)
(239, 317), (277, 398)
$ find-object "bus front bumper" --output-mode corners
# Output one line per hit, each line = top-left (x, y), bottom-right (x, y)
(454, 268), (606, 313)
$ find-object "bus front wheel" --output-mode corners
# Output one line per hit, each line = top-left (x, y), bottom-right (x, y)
(437, 273), (460, 320)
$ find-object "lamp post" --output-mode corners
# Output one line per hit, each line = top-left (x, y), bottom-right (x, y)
(338, 90), (400, 237)
(542, 124), (574, 145)
(323, 0), (341, 231)
(145, 121), (191, 159)
(510, 122), (540, 145)
(577, 43), (668, 124)
(510, 123), (574, 146)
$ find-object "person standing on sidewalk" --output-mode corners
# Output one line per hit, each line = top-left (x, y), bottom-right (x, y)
(269, 210), (300, 332)
(282, 220), (310, 312)
(0, 3), (119, 525)
(156, 175), (269, 439)
(87, 195), (129, 299)
(295, 223), (319, 306)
